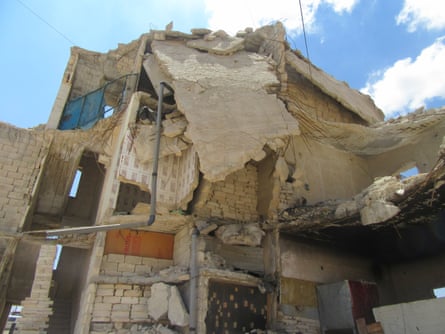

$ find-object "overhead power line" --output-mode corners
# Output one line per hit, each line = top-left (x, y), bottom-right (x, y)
(298, 0), (313, 80)
(15, 0), (76, 46)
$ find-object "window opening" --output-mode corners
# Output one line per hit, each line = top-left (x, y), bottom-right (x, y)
(400, 166), (419, 179)
(4, 305), (22, 332)
(103, 105), (114, 118)
(434, 287), (445, 298)
(53, 245), (63, 270)
(69, 169), (82, 198)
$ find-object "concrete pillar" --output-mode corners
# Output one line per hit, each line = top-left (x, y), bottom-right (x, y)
(16, 244), (57, 334)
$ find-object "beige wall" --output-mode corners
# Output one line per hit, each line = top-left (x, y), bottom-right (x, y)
(0, 123), (49, 232)
(280, 236), (375, 284)
(367, 121), (445, 177)
(378, 253), (445, 305)
(282, 136), (372, 206)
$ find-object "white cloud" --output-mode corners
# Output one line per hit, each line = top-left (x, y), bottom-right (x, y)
(361, 37), (445, 116)
(204, 0), (358, 35)
(396, 0), (445, 32)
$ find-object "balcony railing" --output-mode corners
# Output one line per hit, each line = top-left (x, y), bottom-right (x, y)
(58, 73), (138, 130)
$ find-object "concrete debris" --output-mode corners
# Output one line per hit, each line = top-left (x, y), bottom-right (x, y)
(195, 220), (218, 234)
(202, 251), (226, 269)
(187, 34), (245, 55)
(133, 124), (188, 164)
(360, 200), (401, 225)
(147, 282), (169, 320)
(215, 224), (265, 247)
(168, 285), (190, 326)
(147, 283), (189, 327)
(162, 117), (187, 138)
(129, 324), (178, 334)
(336, 175), (420, 224)
(191, 28), (212, 36)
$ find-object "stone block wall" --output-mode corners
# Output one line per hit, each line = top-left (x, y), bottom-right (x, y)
(195, 164), (259, 222)
(16, 244), (57, 333)
(91, 283), (150, 324)
(285, 68), (366, 125)
(0, 123), (49, 232)
(100, 254), (173, 277)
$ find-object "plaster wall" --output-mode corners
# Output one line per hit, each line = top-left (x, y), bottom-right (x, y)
(367, 121), (445, 177)
(280, 236), (375, 284)
(374, 297), (445, 334)
(378, 253), (445, 305)
(282, 136), (372, 206)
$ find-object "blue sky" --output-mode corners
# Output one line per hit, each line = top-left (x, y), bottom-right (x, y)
(1, 0), (444, 128)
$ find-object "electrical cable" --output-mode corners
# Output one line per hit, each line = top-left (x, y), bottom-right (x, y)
(298, 0), (313, 80)
(15, 0), (77, 46)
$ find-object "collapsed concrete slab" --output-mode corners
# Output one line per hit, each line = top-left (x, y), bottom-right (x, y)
(149, 40), (299, 181)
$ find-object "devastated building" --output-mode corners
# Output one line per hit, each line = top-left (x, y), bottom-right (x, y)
(1, 22), (445, 334)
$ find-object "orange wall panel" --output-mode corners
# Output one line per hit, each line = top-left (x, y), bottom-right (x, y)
(104, 229), (174, 259)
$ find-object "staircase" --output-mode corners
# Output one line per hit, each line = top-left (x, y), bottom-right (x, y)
(47, 299), (72, 334)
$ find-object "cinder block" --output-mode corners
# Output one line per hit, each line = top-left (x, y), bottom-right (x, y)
(102, 296), (121, 304)
(121, 297), (139, 304)
(107, 254), (125, 263)
(112, 304), (131, 311)
(118, 262), (135, 273)
(123, 289), (142, 297)
(96, 288), (115, 297)
(125, 255), (142, 265)
(93, 303), (112, 311)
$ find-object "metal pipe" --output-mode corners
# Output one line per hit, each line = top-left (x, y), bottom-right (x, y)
(147, 81), (169, 226)
(189, 227), (200, 333)
(28, 81), (174, 237)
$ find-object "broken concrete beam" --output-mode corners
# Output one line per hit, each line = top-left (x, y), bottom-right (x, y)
(186, 35), (244, 55)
